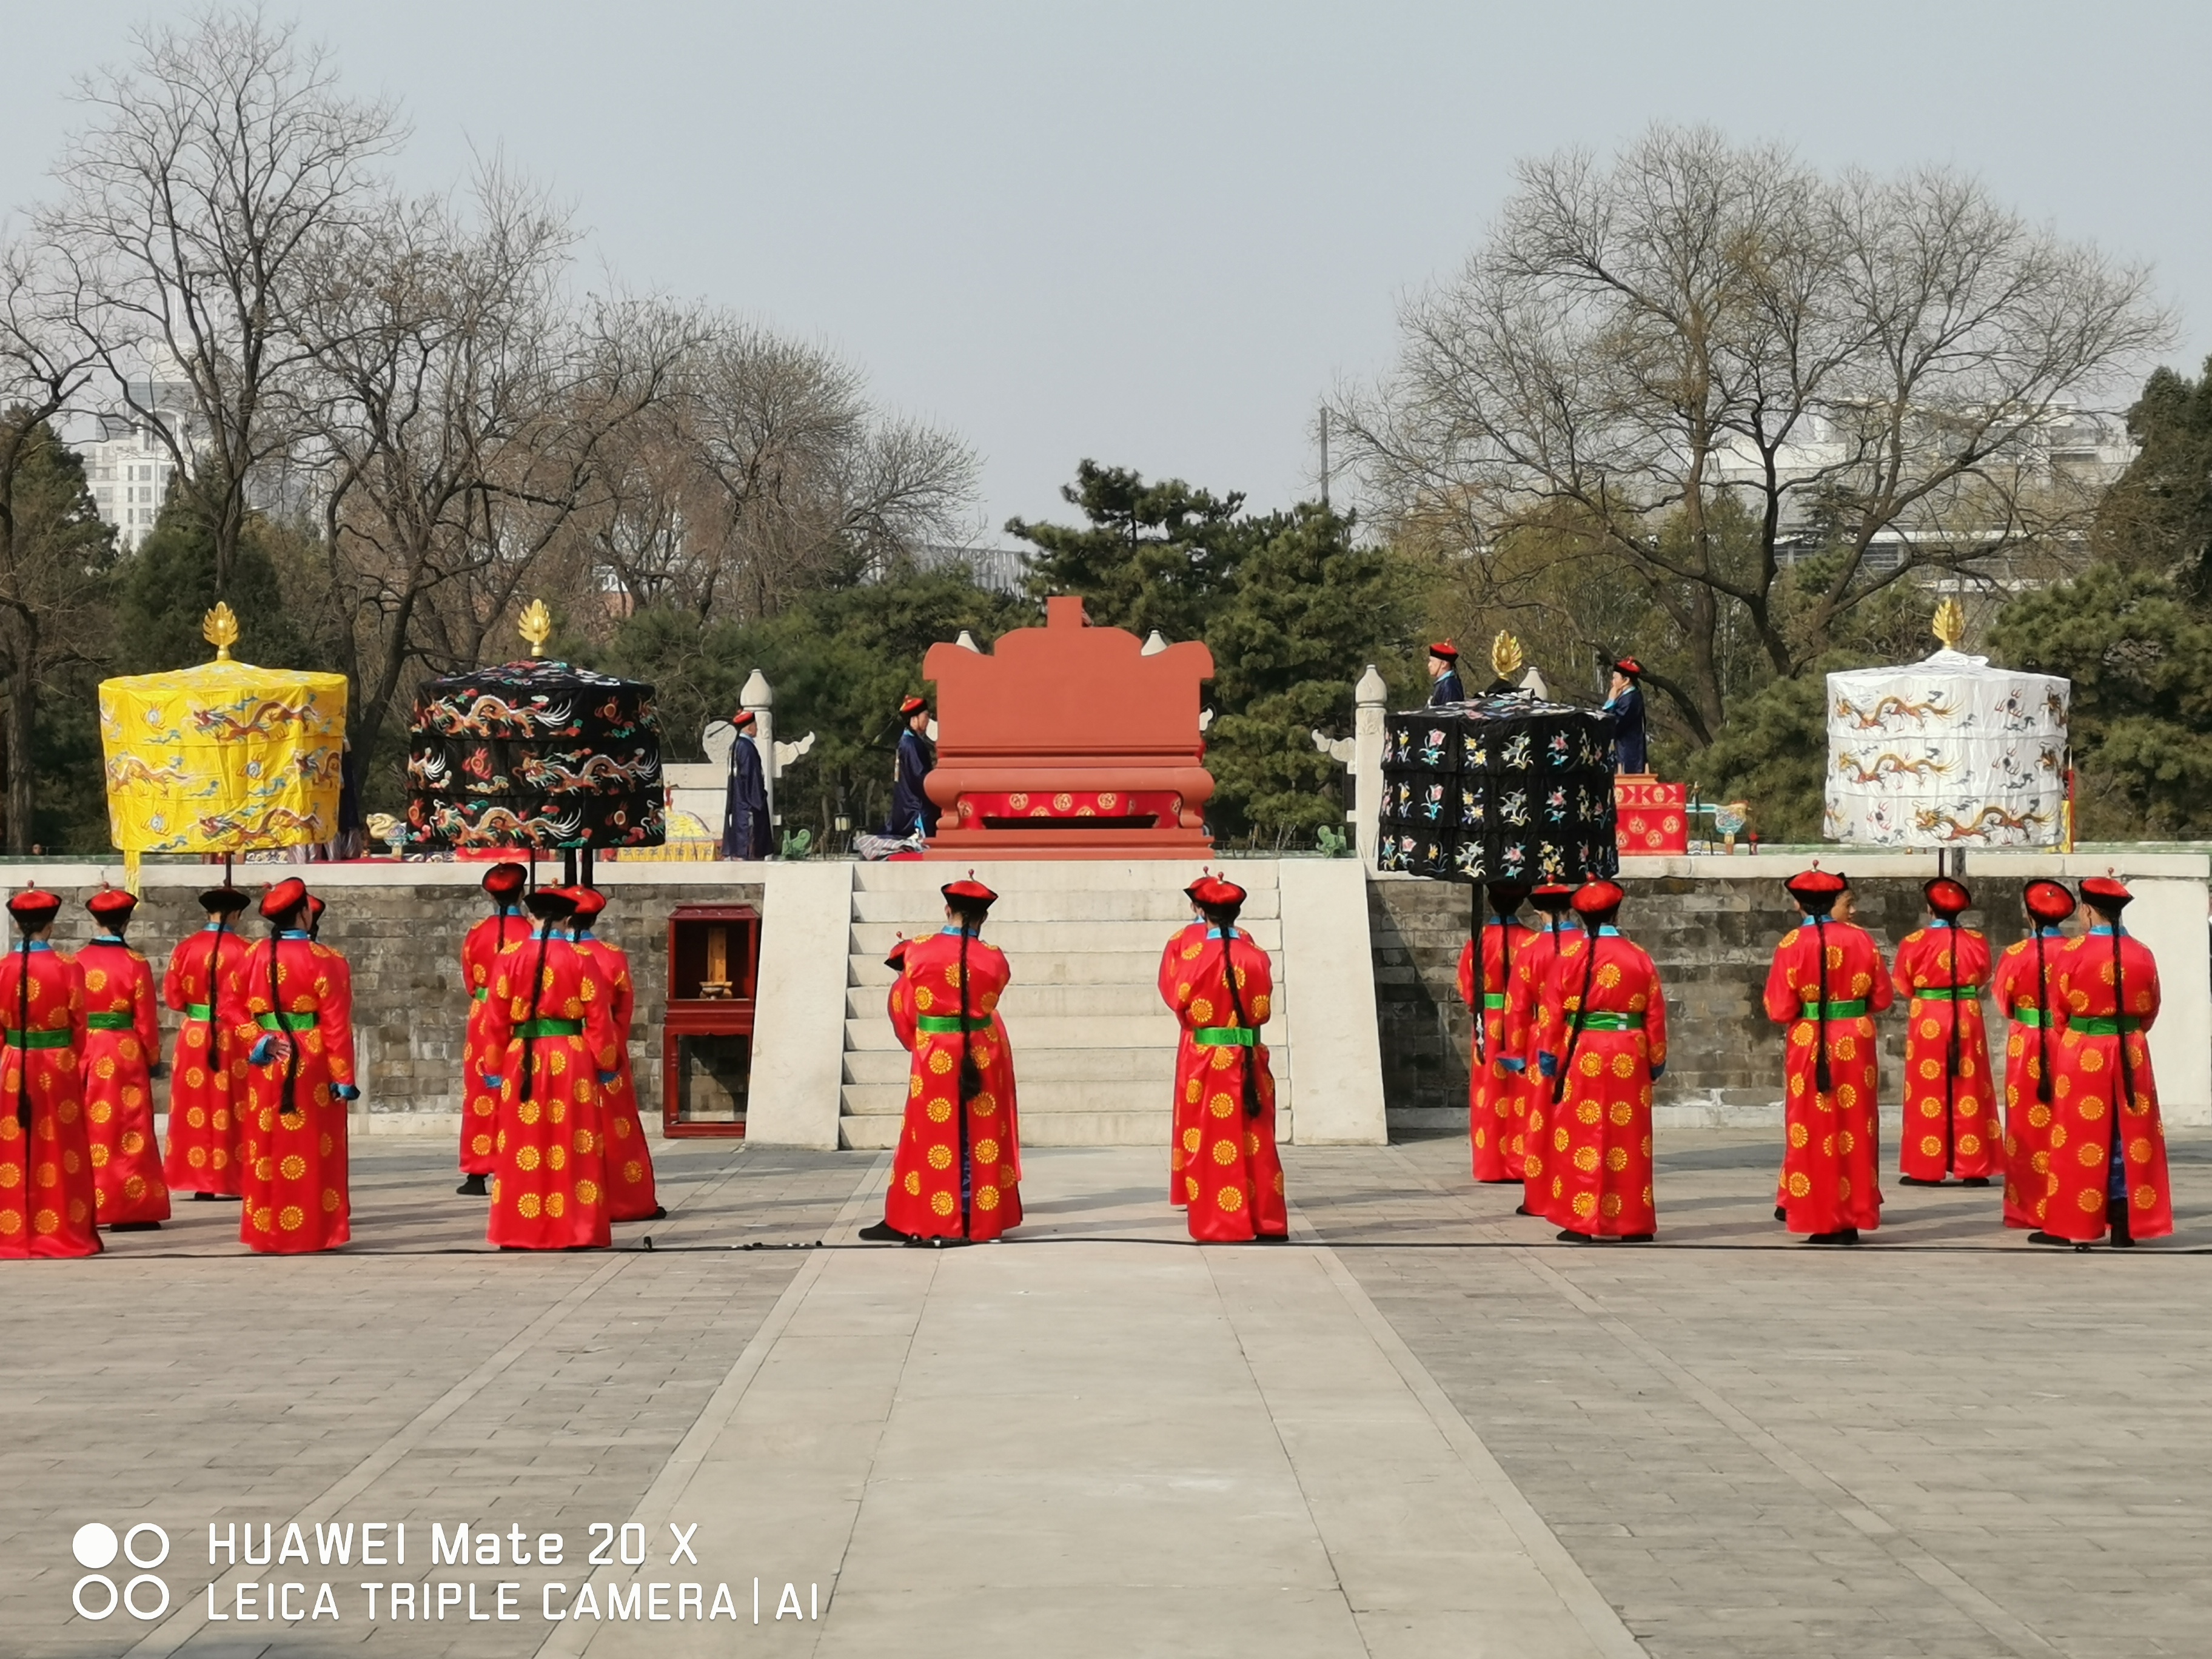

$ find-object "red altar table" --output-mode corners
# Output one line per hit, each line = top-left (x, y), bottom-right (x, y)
(921, 596), (1215, 859)
(1614, 775), (1688, 855)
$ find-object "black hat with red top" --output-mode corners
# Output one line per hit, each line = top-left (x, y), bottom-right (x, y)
(2023, 879), (2076, 926)
(2079, 875), (2132, 915)
(7, 886), (61, 929)
(260, 877), (310, 923)
(1785, 867), (1848, 914)
(86, 886), (138, 927)
(1922, 877), (1971, 917)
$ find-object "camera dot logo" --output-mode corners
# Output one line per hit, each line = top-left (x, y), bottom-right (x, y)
(70, 1521), (170, 1622)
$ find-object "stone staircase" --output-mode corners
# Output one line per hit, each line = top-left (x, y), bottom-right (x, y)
(836, 862), (1292, 1148)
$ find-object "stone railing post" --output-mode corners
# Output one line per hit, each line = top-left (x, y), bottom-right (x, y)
(1353, 665), (1387, 865)
(741, 669), (777, 825)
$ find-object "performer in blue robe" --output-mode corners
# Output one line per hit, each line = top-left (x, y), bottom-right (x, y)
(720, 709), (772, 860)
(888, 695), (939, 840)
(1604, 657), (1647, 774)
(1426, 642), (1465, 706)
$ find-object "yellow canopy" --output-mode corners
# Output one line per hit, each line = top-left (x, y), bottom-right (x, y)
(98, 606), (349, 856)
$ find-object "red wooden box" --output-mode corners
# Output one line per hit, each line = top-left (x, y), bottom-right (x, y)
(662, 903), (760, 1138)
(1614, 776), (1688, 856)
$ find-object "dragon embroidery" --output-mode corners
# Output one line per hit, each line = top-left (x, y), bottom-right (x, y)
(1912, 804), (2050, 842)
(1835, 692), (1957, 731)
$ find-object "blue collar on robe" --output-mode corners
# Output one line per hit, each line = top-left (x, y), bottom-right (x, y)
(278, 930), (311, 940)
(2088, 925), (2124, 936)
(90, 934), (126, 946)
(20, 940), (52, 953)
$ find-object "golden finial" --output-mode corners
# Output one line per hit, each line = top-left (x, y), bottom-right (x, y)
(203, 603), (240, 663)
(1932, 596), (1966, 651)
(1490, 630), (1524, 682)
(517, 599), (553, 659)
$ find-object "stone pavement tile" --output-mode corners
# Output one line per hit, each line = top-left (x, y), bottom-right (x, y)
(812, 1585), (1368, 1659)
(1286, 1130), (2212, 1659)
(2, 1141), (870, 1659)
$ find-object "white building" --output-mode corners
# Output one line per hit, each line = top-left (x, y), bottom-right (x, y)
(81, 366), (199, 552)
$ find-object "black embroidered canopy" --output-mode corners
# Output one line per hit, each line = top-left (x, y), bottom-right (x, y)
(399, 659), (666, 851)
(1377, 695), (1618, 883)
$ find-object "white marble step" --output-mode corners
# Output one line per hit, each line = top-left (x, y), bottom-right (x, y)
(842, 1044), (1179, 1085)
(836, 1106), (1293, 1150)
(843, 1014), (1181, 1053)
(851, 862), (1278, 894)
(850, 888), (1279, 925)
(850, 918), (1282, 956)
(843, 981), (1176, 1021)
(850, 949), (1167, 988)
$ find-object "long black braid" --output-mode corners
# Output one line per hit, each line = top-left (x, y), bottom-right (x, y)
(954, 910), (982, 1237)
(1212, 909), (1263, 1120)
(2033, 925), (2054, 1106)
(517, 924), (555, 1103)
(2106, 912), (2133, 1224)
(1550, 920), (1603, 1107)
(1943, 915), (1960, 1171)
(1812, 912), (1834, 1097)
(12, 934), (29, 1131)
(269, 910), (303, 1122)
(1469, 884), (1486, 1066)
(207, 913), (230, 1093)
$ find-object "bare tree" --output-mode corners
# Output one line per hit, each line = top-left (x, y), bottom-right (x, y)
(42, 8), (401, 591)
(583, 317), (979, 620)
(295, 166), (698, 766)
(0, 238), (113, 853)
(1338, 124), (2169, 740)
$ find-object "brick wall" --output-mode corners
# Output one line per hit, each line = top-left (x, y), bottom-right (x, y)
(28, 879), (764, 1121)
(1369, 871), (2040, 1127)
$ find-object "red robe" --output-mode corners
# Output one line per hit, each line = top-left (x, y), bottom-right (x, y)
(1532, 928), (1666, 1236)
(884, 929), (1024, 1241)
(0, 943), (100, 1258)
(1157, 920), (1210, 1205)
(2042, 928), (2173, 1243)
(1506, 916), (1574, 1207)
(72, 938), (170, 1227)
(1991, 928), (2068, 1230)
(161, 923), (247, 1196)
(459, 909), (525, 1177)
(224, 933), (357, 1254)
(1456, 916), (1534, 1182)
(1763, 919), (1893, 1235)
(478, 931), (622, 1250)
(575, 931), (659, 1222)
(1161, 925), (1287, 1241)
(1889, 922), (1999, 1181)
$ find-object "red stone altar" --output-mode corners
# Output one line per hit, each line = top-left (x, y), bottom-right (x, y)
(1614, 775), (1688, 855)
(921, 595), (1215, 859)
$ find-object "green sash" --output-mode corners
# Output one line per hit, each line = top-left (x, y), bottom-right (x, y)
(1574, 1011), (1644, 1031)
(515, 1017), (583, 1038)
(916, 1014), (992, 1034)
(85, 1011), (135, 1031)
(1193, 1027), (1258, 1047)
(256, 1010), (318, 1032)
(2071, 1015), (2142, 1036)
(1799, 998), (1868, 1019)
(4, 1028), (70, 1048)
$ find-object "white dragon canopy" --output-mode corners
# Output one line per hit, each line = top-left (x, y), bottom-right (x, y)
(1823, 605), (2070, 850)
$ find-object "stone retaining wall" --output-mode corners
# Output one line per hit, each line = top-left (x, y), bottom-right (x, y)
(22, 870), (763, 1127)
(1370, 856), (2212, 1131)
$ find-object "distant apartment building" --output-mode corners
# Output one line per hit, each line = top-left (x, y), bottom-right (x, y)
(81, 367), (199, 552)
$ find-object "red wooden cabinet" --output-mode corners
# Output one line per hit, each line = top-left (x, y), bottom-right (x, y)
(662, 903), (760, 1138)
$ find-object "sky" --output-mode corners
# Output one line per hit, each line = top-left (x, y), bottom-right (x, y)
(4, 1), (2209, 543)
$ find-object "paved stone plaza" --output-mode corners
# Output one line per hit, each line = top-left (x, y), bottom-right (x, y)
(4, 1132), (2205, 1658)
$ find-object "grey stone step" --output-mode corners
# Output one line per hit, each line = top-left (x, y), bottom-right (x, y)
(842, 1045), (1180, 1085)
(850, 888), (1279, 925)
(850, 919), (1282, 956)
(843, 981), (1171, 1021)
(850, 950), (1167, 988)
(843, 1014), (1178, 1053)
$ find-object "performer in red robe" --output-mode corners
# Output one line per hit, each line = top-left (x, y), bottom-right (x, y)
(1890, 877), (1999, 1186)
(477, 886), (622, 1250)
(1457, 880), (1534, 1183)
(1993, 879), (2074, 1231)
(1158, 882), (1214, 1208)
(1506, 882), (1577, 1218)
(162, 883), (251, 1200)
(73, 888), (170, 1230)
(1, 888), (99, 1259)
(457, 863), (527, 1196)
(225, 879), (359, 1254)
(1530, 879), (1665, 1241)
(2032, 877), (2173, 1249)
(863, 878), (1024, 1244)
(570, 886), (662, 1223)
(1159, 876), (1287, 1242)
(1764, 868), (1892, 1245)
